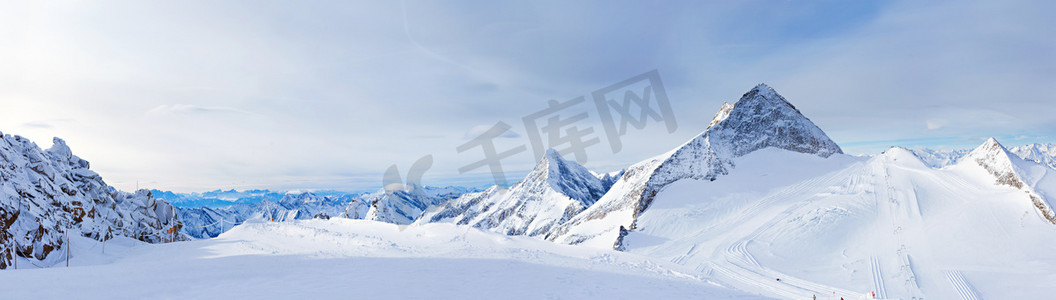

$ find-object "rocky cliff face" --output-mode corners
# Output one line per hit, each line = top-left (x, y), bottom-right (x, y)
(0, 133), (181, 269)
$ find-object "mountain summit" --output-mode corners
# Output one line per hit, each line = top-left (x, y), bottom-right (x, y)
(708, 83), (842, 158)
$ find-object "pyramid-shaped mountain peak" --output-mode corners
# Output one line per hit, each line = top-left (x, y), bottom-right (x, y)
(965, 137), (1012, 161)
(962, 137), (1028, 189)
(706, 84), (842, 158)
(532, 149), (606, 206)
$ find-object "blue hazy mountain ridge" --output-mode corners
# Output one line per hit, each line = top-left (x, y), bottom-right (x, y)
(151, 189), (367, 208)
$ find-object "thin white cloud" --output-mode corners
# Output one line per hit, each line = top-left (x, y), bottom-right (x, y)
(146, 104), (257, 116)
(22, 121), (54, 129)
(463, 124), (520, 140)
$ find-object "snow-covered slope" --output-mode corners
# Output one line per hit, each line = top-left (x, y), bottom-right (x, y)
(0, 219), (763, 299)
(419, 149), (607, 236)
(0, 133), (181, 269)
(615, 139), (1056, 299)
(547, 84), (842, 248)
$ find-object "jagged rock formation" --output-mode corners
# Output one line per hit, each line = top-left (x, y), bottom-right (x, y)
(418, 149), (608, 236)
(546, 84), (843, 248)
(0, 133), (181, 269)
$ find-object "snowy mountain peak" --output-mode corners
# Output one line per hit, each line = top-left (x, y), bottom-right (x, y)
(708, 84), (842, 158)
(962, 138), (1025, 188)
(879, 147), (929, 168)
(965, 138), (1012, 163)
(707, 102), (735, 130)
(539, 149), (606, 206)
(748, 82), (779, 99)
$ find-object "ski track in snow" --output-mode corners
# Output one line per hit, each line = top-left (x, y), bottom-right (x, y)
(702, 163), (868, 299)
(870, 256), (887, 299)
(945, 271), (981, 300)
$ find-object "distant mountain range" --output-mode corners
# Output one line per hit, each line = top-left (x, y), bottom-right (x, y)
(912, 143), (1056, 169)
(149, 189), (364, 208)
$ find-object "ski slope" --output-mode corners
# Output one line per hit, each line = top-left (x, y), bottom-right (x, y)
(0, 219), (764, 299)
(621, 147), (1056, 299)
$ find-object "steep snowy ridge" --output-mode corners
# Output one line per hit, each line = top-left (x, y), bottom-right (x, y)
(0, 133), (180, 269)
(419, 149), (607, 236)
(548, 84), (842, 248)
(957, 138), (1056, 224)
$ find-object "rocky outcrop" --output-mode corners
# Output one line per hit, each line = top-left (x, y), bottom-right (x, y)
(0, 133), (181, 269)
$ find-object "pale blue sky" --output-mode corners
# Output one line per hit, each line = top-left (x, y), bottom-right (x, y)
(1, 0), (1053, 192)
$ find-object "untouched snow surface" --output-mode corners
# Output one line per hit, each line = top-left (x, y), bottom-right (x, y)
(0, 219), (764, 299)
